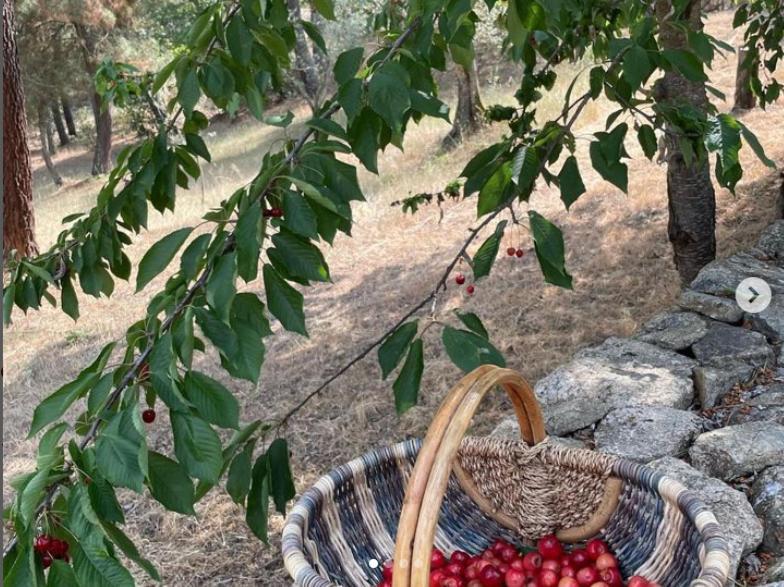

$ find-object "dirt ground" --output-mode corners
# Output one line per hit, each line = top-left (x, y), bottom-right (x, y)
(4, 10), (784, 585)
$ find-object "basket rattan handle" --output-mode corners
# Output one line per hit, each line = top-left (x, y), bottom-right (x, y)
(391, 366), (546, 587)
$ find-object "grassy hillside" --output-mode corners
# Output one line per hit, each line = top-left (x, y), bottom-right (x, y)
(4, 10), (783, 585)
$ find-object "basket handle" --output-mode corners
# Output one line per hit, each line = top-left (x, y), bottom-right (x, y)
(391, 366), (546, 587)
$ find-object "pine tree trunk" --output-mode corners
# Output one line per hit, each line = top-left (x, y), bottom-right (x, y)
(733, 47), (757, 110)
(287, 0), (320, 111)
(656, 0), (716, 283)
(61, 95), (77, 136)
(51, 101), (69, 146)
(74, 22), (112, 175)
(44, 113), (56, 154)
(3, 1), (38, 258)
(38, 104), (64, 187)
(441, 61), (484, 150)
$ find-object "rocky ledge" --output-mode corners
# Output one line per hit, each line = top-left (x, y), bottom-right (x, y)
(492, 221), (784, 585)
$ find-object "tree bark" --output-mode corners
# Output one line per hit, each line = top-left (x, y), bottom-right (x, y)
(51, 101), (70, 146)
(3, 1), (38, 258)
(61, 95), (77, 135)
(287, 0), (320, 111)
(73, 22), (112, 175)
(733, 47), (757, 110)
(44, 112), (56, 154)
(441, 61), (484, 150)
(38, 104), (64, 187)
(656, 0), (716, 283)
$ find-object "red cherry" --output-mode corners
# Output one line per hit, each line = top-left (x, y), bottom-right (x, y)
(442, 577), (466, 587)
(559, 555), (571, 568)
(589, 583), (609, 587)
(491, 539), (510, 553)
(599, 568), (622, 587)
(537, 569), (559, 587)
(34, 535), (51, 553)
(505, 568), (527, 587)
(542, 559), (560, 574)
(467, 581), (484, 587)
(382, 559), (394, 580)
(445, 562), (464, 577)
(466, 285), (475, 295)
(585, 539), (608, 561)
(432, 548), (447, 570)
(431, 569), (448, 587)
(142, 409), (156, 423)
(558, 579), (578, 587)
(50, 539), (68, 559)
(499, 546), (518, 563)
(569, 549), (589, 569)
(575, 566), (599, 586)
(515, 248), (524, 258)
(478, 565), (504, 587)
(537, 535), (563, 560)
(594, 553), (616, 571)
(510, 558), (525, 571)
(378, 581), (391, 587)
(455, 273), (466, 285)
(626, 578), (649, 587)
(522, 552), (542, 571)
(274, 208), (284, 218)
(451, 551), (471, 565)
(41, 554), (52, 568)
(465, 563), (480, 580)
(560, 566), (576, 578)
(506, 247), (516, 257)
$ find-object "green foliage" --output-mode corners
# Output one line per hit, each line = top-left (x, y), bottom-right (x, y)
(4, 0), (779, 583)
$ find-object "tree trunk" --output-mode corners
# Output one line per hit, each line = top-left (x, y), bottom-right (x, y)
(3, 1), (38, 258)
(287, 0), (320, 111)
(51, 102), (69, 146)
(656, 0), (716, 283)
(733, 47), (757, 111)
(74, 22), (112, 175)
(61, 95), (77, 135)
(38, 104), (64, 187)
(44, 113), (56, 154)
(441, 61), (484, 150)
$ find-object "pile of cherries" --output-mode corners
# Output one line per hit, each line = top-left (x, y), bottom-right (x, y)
(34, 534), (69, 568)
(377, 535), (661, 587)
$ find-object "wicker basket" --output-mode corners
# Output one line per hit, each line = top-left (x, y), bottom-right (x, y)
(282, 366), (731, 587)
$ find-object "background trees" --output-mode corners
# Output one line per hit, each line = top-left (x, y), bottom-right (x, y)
(2, 0), (782, 585)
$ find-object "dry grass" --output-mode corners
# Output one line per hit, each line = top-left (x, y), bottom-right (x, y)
(4, 10), (784, 585)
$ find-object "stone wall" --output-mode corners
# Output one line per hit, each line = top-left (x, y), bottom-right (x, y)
(493, 221), (784, 586)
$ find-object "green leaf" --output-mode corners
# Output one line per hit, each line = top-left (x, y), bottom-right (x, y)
(264, 111), (294, 127)
(183, 371), (240, 429)
(301, 20), (327, 54)
(22, 261), (53, 283)
(739, 122), (775, 168)
(29, 342), (115, 437)
(177, 68), (201, 117)
(4, 284), (16, 326)
(226, 443), (253, 505)
(409, 90), (450, 121)
(205, 250), (237, 320)
(136, 227), (193, 292)
(95, 408), (147, 492)
(282, 192), (318, 238)
(528, 211), (572, 288)
(706, 114), (743, 190)
(267, 438), (295, 514)
(557, 156), (586, 210)
(511, 146), (539, 194)
(306, 118), (348, 140)
(47, 559), (79, 587)
(171, 412), (223, 484)
(60, 276), (79, 321)
(337, 78), (363, 122)
(662, 48), (708, 82)
(20, 468), (54, 524)
(146, 451), (196, 515)
(378, 321), (418, 379)
(637, 124), (657, 160)
(226, 15), (252, 66)
(152, 56), (181, 93)
(589, 123), (629, 193)
(270, 229), (329, 282)
(454, 310), (489, 340)
(71, 537), (134, 587)
(245, 86), (264, 120)
(368, 62), (411, 134)
(478, 163), (512, 216)
(334, 47), (364, 85)
(99, 522), (160, 581)
(246, 454), (270, 542)
(393, 339), (424, 414)
(312, 0), (335, 20)
(236, 202), (262, 282)
(348, 108), (381, 173)
(180, 232), (211, 281)
(263, 265), (307, 336)
(87, 474), (125, 525)
(148, 333), (190, 412)
(185, 133), (211, 162)
(224, 292), (269, 383)
(622, 45), (651, 90)
(473, 220), (507, 279)
(442, 326), (505, 373)
(589, 66), (604, 99)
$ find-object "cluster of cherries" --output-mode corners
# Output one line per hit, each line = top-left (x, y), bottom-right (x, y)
(376, 535), (660, 587)
(454, 273), (475, 296)
(263, 207), (284, 218)
(34, 534), (69, 568)
(506, 246), (526, 258)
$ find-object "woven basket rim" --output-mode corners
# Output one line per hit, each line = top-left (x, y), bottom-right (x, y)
(282, 438), (730, 587)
